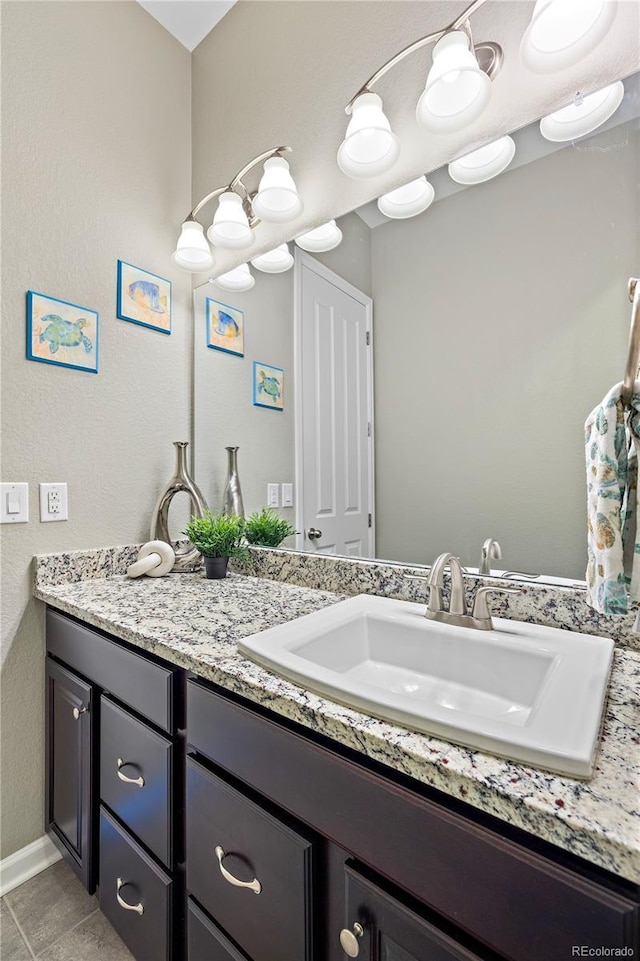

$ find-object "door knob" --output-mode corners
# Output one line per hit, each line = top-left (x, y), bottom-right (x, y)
(339, 922), (364, 957)
(307, 527), (322, 540)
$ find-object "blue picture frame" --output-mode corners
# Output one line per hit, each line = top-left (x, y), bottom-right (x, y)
(26, 290), (99, 374)
(117, 260), (171, 334)
(253, 361), (284, 410)
(206, 297), (244, 356)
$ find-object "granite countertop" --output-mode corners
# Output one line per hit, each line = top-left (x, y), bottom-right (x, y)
(34, 550), (640, 886)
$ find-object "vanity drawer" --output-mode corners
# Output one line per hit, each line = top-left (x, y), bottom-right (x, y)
(188, 900), (249, 961)
(100, 696), (173, 867)
(47, 609), (175, 732)
(186, 757), (314, 961)
(99, 807), (173, 961)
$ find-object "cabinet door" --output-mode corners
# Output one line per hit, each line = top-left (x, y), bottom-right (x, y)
(45, 657), (95, 892)
(341, 865), (483, 961)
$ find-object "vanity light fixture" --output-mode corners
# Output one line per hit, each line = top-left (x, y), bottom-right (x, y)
(338, 0), (503, 178)
(172, 146), (303, 272)
(295, 221), (343, 253)
(520, 0), (617, 74)
(377, 176), (435, 219)
(539, 81), (625, 142)
(250, 244), (294, 274)
(214, 263), (255, 292)
(448, 135), (516, 185)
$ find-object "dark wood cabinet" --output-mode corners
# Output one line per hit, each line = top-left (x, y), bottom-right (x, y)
(45, 656), (95, 892)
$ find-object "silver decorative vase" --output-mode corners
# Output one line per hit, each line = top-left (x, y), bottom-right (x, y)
(222, 446), (244, 518)
(151, 441), (208, 572)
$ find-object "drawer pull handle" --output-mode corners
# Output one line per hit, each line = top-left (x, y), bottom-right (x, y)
(340, 923), (364, 957)
(117, 758), (145, 788)
(72, 706), (87, 720)
(116, 878), (144, 915)
(214, 845), (262, 895)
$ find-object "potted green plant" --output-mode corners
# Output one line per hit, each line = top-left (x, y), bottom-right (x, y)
(183, 511), (249, 579)
(244, 507), (297, 548)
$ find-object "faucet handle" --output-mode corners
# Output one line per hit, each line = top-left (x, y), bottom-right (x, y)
(472, 586), (521, 622)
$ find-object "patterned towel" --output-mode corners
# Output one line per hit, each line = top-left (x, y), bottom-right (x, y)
(585, 383), (640, 614)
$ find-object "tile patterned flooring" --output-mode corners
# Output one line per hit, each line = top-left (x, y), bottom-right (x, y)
(1, 860), (134, 961)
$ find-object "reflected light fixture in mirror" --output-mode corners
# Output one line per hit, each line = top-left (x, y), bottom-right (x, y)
(377, 176), (435, 219)
(252, 157), (304, 222)
(337, 93), (400, 179)
(208, 192), (255, 250)
(448, 136), (516, 185)
(416, 31), (492, 133)
(295, 220), (343, 252)
(520, 0), (617, 73)
(251, 244), (294, 273)
(214, 263), (255, 292)
(171, 220), (215, 271)
(539, 81), (625, 141)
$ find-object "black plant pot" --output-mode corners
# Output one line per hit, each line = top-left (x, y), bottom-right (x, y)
(203, 556), (229, 580)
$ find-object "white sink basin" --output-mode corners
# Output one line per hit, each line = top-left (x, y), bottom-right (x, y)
(238, 595), (614, 778)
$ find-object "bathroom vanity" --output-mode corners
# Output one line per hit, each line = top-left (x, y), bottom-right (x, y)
(37, 548), (640, 961)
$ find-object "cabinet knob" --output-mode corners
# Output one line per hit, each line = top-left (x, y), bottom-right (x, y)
(215, 845), (262, 895)
(117, 758), (145, 788)
(72, 706), (87, 720)
(339, 922), (364, 957)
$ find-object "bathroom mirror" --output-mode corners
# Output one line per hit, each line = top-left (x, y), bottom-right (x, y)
(193, 77), (640, 583)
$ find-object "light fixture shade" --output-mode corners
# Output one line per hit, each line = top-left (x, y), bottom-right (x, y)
(539, 81), (624, 142)
(295, 221), (343, 253)
(207, 192), (254, 250)
(448, 136), (516, 185)
(251, 244), (294, 273)
(214, 263), (255, 292)
(337, 92), (400, 179)
(252, 158), (303, 224)
(520, 0), (617, 73)
(171, 220), (215, 272)
(377, 177), (435, 219)
(416, 31), (491, 133)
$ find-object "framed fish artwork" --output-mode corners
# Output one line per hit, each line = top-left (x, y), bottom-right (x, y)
(117, 261), (171, 334)
(26, 291), (99, 374)
(253, 362), (284, 411)
(206, 298), (244, 356)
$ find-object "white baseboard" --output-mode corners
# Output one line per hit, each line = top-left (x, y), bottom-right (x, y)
(0, 834), (62, 897)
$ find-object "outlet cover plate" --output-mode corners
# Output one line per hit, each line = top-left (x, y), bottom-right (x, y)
(267, 483), (279, 508)
(39, 483), (68, 522)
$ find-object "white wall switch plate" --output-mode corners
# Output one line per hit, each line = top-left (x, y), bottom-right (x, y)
(0, 483), (29, 523)
(267, 483), (279, 508)
(281, 483), (294, 507)
(39, 483), (68, 522)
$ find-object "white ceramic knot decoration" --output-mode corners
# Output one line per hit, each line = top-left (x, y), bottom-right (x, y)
(127, 540), (175, 578)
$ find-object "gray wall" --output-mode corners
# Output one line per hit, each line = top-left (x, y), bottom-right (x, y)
(0, 1), (192, 858)
(371, 124), (640, 577)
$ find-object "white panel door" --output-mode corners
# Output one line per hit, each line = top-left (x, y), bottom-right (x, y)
(295, 253), (374, 557)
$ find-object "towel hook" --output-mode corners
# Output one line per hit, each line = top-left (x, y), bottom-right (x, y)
(621, 276), (640, 408)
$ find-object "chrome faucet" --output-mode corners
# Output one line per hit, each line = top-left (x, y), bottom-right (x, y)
(425, 552), (520, 630)
(479, 538), (502, 575)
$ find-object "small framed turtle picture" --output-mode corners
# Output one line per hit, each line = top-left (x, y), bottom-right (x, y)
(116, 260), (171, 334)
(253, 361), (284, 411)
(26, 291), (99, 374)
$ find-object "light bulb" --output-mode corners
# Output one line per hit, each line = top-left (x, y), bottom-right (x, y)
(252, 157), (303, 224)
(251, 244), (294, 274)
(337, 92), (400, 179)
(539, 82), (624, 141)
(520, 0), (617, 73)
(416, 31), (491, 133)
(377, 177), (435, 219)
(295, 221), (343, 253)
(208, 192), (254, 250)
(171, 220), (214, 272)
(448, 136), (516, 185)
(214, 263), (255, 292)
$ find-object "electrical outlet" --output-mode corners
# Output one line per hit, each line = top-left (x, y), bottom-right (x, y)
(0, 483), (29, 523)
(281, 483), (293, 508)
(267, 483), (279, 508)
(40, 483), (68, 522)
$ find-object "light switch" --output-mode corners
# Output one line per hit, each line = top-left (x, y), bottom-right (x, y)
(40, 483), (68, 522)
(267, 483), (279, 508)
(281, 483), (293, 508)
(0, 483), (29, 523)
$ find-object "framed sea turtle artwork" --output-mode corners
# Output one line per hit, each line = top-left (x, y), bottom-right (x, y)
(117, 260), (171, 334)
(26, 291), (99, 374)
(206, 298), (244, 356)
(253, 362), (284, 411)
